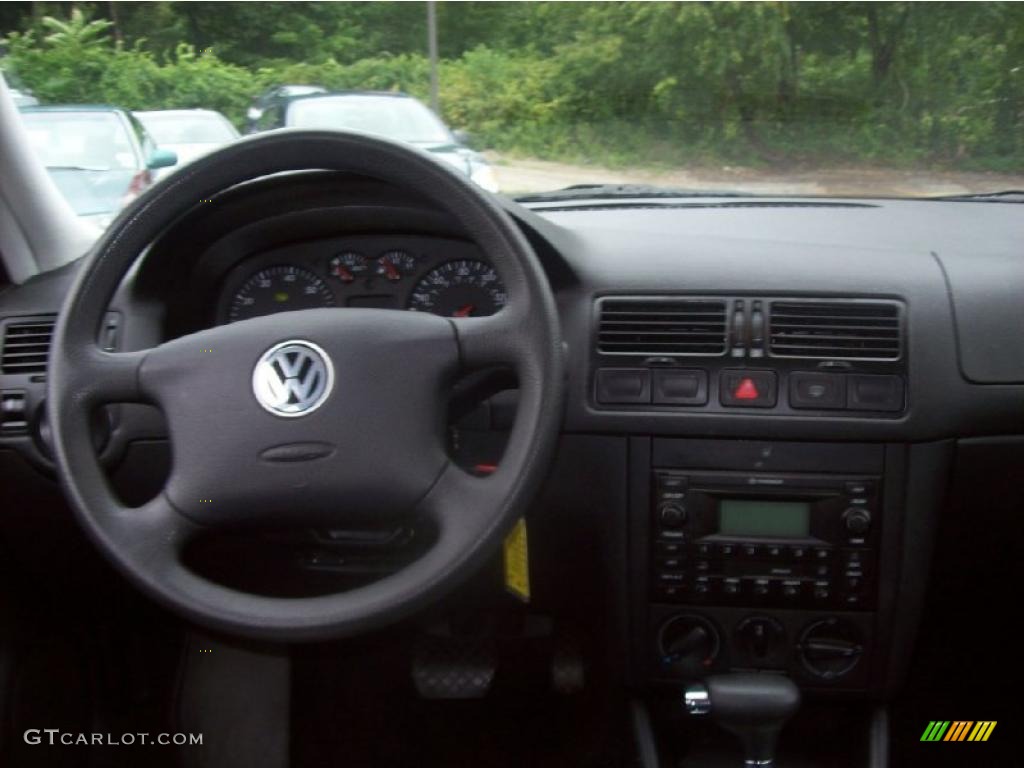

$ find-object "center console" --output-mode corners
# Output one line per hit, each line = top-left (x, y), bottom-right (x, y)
(628, 438), (907, 694)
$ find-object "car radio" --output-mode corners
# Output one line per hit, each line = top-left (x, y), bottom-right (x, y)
(651, 470), (879, 610)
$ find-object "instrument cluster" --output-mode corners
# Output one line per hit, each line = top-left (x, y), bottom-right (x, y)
(217, 235), (507, 324)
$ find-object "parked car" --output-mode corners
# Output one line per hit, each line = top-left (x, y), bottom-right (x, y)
(18, 105), (176, 229)
(9, 87), (38, 107)
(134, 109), (240, 179)
(253, 90), (500, 192)
(245, 83), (327, 130)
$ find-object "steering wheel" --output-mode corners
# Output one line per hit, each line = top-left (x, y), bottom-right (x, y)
(48, 131), (564, 641)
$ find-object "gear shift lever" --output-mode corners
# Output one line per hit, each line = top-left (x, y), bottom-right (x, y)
(684, 673), (800, 767)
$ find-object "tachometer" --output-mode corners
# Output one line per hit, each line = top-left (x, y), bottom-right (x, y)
(227, 265), (335, 322)
(407, 260), (507, 317)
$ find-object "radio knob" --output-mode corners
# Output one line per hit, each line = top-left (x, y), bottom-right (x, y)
(842, 507), (872, 535)
(658, 502), (687, 528)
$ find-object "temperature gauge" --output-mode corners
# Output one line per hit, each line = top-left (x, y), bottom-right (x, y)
(376, 250), (418, 282)
(329, 252), (369, 284)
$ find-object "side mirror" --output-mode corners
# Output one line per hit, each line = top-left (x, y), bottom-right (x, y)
(146, 148), (178, 170)
(452, 129), (472, 147)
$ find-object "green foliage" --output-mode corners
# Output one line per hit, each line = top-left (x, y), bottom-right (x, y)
(2, 2), (1022, 171)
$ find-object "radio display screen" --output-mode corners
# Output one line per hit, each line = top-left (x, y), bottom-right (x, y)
(718, 499), (811, 538)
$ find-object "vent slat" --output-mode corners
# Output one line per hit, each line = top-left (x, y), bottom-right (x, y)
(769, 301), (901, 361)
(598, 299), (728, 356)
(1, 316), (56, 374)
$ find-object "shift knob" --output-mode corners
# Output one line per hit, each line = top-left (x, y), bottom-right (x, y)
(685, 673), (800, 767)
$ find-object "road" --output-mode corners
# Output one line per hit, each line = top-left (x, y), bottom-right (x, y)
(488, 154), (1024, 197)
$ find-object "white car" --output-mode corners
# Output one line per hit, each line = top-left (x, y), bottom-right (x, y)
(134, 109), (240, 179)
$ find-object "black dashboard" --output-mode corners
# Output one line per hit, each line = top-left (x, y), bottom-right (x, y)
(1, 170), (1023, 708)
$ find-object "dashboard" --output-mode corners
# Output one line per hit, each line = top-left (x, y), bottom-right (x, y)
(1, 170), (1023, 715)
(217, 235), (506, 323)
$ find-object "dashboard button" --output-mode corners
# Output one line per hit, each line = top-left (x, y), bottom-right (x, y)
(720, 370), (778, 408)
(847, 374), (904, 412)
(653, 369), (708, 405)
(596, 368), (650, 404)
(656, 541), (684, 557)
(789, 372), (846, 409)
(722, 578), (742, 596)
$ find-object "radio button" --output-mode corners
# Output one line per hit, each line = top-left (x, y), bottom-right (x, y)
(695, 559), (711, 572)
(718, 543), (736, 557)
(815, 564), (831, 578)
(694, 578), (712, 596)
(767, 545), (784, 558)
(696, 542), (713, 557)
(844, 575), (863, 592)
(722, 578), (742, 596)
(781, 581), (802, 599)
(790, 546), (807, 559)
(814, 547), (832, 561)
(751, 579), (771, 597)
(656, 585), (687, 603)
(657, 556), (685, 570)
(813, 580), (832, 600)
(657, 571), (688, 585)
(655, 540), (685, 557)
(742, 544), (759, 558)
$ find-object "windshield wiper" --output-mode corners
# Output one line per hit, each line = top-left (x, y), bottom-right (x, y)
(928, 189), (1024, 202)
(515, 183), (752, 203)
(45, 164), (111, 172)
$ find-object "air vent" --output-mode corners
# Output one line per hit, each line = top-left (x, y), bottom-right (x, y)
(768, 301), (901, 360)
(1, 315), (56, 374)
(598, 299), (728, 356)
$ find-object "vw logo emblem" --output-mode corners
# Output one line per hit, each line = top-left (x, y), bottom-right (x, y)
(252, 340), (334, 417)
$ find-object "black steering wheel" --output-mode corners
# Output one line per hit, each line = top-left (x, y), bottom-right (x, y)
(48, 131), (564, 641)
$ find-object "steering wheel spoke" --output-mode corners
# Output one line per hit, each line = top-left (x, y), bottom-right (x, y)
(64, 347), (150, 407)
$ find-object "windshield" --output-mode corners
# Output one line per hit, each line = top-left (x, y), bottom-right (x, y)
(136, 112), (237, 145)
(286, 96), (452, 144)
(3, 2), (1022, 208)
(20, 111), (137, 171)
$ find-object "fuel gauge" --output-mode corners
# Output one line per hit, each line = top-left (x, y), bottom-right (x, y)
(376, 250), (417, 282)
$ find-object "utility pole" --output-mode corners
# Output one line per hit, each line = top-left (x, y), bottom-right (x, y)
(427, 1), (439, 114)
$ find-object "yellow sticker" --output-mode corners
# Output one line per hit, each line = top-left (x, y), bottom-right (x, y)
(503, 517), (530, 602)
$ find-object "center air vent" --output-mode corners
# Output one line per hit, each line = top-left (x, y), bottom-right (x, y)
(1, 316), (56, 374)
(768, 301), (901, 360)
(598, 298), (728, 356)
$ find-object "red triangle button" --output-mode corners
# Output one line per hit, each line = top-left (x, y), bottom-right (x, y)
(734, 378), (760, 400)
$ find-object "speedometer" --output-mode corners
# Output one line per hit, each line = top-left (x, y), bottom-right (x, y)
(227, 265), (335, 322)
(407, 260), (507, 317)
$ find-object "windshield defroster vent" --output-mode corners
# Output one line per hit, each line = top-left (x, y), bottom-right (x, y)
(768, 300), (902, 360)
(1, 315), (56, 374)
(598, 298), (728, 356)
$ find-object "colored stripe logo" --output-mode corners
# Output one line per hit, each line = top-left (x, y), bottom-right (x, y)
(921, 721), (996, 742)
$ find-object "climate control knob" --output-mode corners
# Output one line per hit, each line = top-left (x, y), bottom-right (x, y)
(658, 614), (719, 676)
(797, 618), (864, 680)
(735, 616), (786, 666)
(842, 507), (872, 535)
(658, 502), (687, 528)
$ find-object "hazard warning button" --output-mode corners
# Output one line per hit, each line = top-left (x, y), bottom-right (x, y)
(720, 370), (777, 408)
